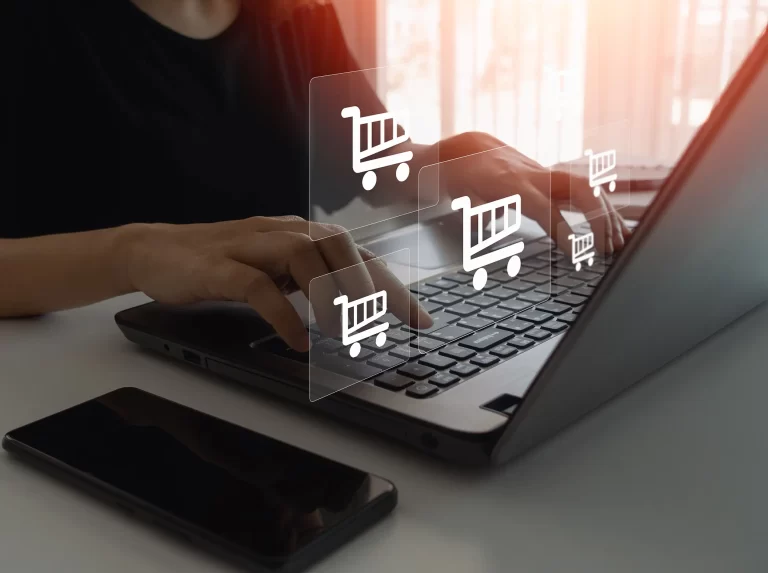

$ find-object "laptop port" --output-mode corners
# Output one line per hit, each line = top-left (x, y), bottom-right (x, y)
(182, 350), (202, 366)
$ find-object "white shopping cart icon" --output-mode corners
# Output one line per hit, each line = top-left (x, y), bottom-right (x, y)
(341, 106), (413, 191)
(584, 148), (618, 197)
(568, 231), (595, 272)
(451, 194), (525, 291)
(333, 291), (390, 358)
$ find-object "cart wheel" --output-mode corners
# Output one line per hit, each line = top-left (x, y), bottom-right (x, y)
(375, 332), (387, 347)
(349, 342), (361, 358)
(507, 255), (521, 279)
(588, 257), (594, 267)
(592, 185), (602, 197)
(362, 171), (377, 191)
(575, 262), (582, 272)
(609, 180), (616, 193)
(396, 163), (410, 182)
(472, 268), (488, 291)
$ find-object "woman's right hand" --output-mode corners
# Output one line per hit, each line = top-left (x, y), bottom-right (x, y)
(118, 216), (431, 352)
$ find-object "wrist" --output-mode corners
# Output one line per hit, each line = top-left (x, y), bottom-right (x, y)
(109, 223), (156, 294)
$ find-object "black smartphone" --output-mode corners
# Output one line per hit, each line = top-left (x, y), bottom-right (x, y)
(2, 387), (396, 573)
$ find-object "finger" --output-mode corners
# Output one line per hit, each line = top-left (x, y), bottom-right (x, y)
(519, 178), (575, 256)
(564, 174), (614, 255)
(205, 260), (309, 352)
(358, 247), (433, 329)
(599, 193), (626, 251)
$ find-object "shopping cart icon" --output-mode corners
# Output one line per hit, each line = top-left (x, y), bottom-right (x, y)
(451, 194), (525, 291)
(584, 148), (618, 197)
(333, 291), (390, 358)
(568, 231), (595, 272)
(341, 106), (413, 191)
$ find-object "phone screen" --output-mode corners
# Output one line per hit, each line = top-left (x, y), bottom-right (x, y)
(5, 388), (392, 562)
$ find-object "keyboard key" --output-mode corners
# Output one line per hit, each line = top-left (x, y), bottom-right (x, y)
(558, 313), (579, 324)
(459, 329), (515, 352)
(553, 277), (583, 288)
(406, 383), (439, 398)
(572, 286), (595, 298)
(518, 309), (554, 324)
(439, 346), (476, 361)
(411, 285), (441, 297)
(521, 273), (551, 285)
(390, 346), (425, 361)
(569, 270), (601, 282)
(426, 325), (474, 343)
(549, 267), (571, 278)
(497, 319), (534, 334)
(450, 363), (481, 377)
(555, 293), (588, 306)
(537, 301), (571, 315)
(541, 320), (568, 333)
(517, 291), (549, 304)
(499, 299), (533, 312)
(521, 259), (548, 270)
(442, 273), (472, 284)
(587, 278), (602, 287)
(537, 284), (568, 296)
(376, 312), (403, 327)
(504, 279), (535, 293)
(508, 337), (535, 349)
(466, 296), (497, 309)
(444, 303), (480, 317)
(388, 329), (416, 344)
(525, 328), (552, 341)
(489, 270), (515, 283)
(349, 348), (375, 361)
(374, 372), (414, 391)
(404, 311), (459, 335)
(450, 285), (480, 298)
(412, 336), (444, 352)
(419, 354), (457, 370)
(398, 363), (437, 380)
(431, 293), (462, 306)
(315, 354), (382, 380)
(368, 354), (406, 370)
(426, 279), (458, 290)
(429, 373), (460, 388)
(478, 307), (515, 321)
(490, 345), (518, 358)
(485, 287), (516, 301)
(419, 301), (443, 314)
(313, 339), (344, 354)
(470, 354), (500, 367)
(458, 316), (494, 330)
(361, 339), (396, 352)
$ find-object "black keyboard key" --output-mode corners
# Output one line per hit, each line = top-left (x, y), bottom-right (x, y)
(412, 336), (444, 352)
(404, 311), (459, 335)
(549, 267), (571, 278)
(470, 354), (500, 367)
(458, 316), (494, 330)
(419, 301), (443, 314)
(572, 286), (595, 298)
(588, 263), (608, 274)
(368, 354), (406, 370)
(431, 293), (462, 306)
(450, 363), (481, 377)
(429, 373), (460, 387)
(466, 296), (497, 309)
(419, 354), (457, 370)
(478, 307), (515, 321)
(390, 345), (424, 361)
(485, 287), (516, 301)
(315, 354), (382, 380)
(499, 299), (533, 312)
(521, 273), (551, 285)
(537, 284), (568, 296)
(537, 301), (571, 315)
(376, 312), (403, 327)
(439, 345), (476, 361)
(553, 277), (583, 288)
(406, 383), (439, 398)
(587, 278), (602, 287)
(374, 372), (414, 391)
(497, 319), (534, 334)
(312, 338), (344, 354)
(504, 279), (535, 293)
(572, 305), (584, 314)
(521, 259), (548, 270)
(398, 363), (437, 380)
(541, 320), (568, 333)
(361, 339), (397, 352)
(426, 325), (474, 343)
(451, 285), (480, 298)
(570, 270), (601, 281)
(411, 285), (441, 297)
(388, 329), (416, 344)
(442, 273), (472, 284)
(556, 293), (588, 306)
(349, 348), (375, 361)
(489, 270), (515, 283)
(517, 291), (549, 304)
(490, 345), (518, 358)
(426, 279), (458, 290)
(558, 313), (579, 324)
(508, 337), (535, 349)
(459, 328), (515, 352)
(444, 303), (480, 317)
(525, 328), (552, 341)
(518, 309), (554, 324)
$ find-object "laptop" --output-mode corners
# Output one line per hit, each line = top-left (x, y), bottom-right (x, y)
(115, 29), (768, 466)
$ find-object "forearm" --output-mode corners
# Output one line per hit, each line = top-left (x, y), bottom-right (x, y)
(0, 225), (139, 316)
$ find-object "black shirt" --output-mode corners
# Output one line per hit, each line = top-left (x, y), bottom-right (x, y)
(3, 0), (374, 238)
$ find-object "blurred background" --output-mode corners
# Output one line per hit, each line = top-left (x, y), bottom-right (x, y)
(333, 0), (768, 168)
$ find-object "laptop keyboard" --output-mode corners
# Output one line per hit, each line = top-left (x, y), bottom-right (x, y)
(257, 236), (612, 399)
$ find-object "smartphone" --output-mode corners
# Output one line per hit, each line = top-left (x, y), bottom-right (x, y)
(2, 387), (397, 573)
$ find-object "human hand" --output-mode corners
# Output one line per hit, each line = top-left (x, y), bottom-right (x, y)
(117, 216), (431, 352)
(434, 132), (632, 255)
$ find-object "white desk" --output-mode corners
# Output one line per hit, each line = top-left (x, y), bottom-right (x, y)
(2, 293), (768, 573)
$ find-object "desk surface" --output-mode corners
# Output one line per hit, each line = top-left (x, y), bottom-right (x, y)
(2, 294), (767, 573)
